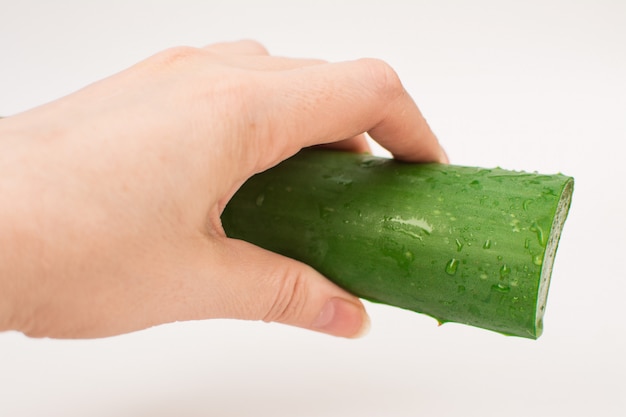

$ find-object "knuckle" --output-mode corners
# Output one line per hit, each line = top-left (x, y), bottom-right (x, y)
(237, 39), (270, 55)
(262, 265), (308, 324)
(148, 46), (205, 69)
(357, 57), (404, 100)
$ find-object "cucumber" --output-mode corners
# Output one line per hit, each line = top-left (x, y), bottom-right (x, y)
(221, 149), (573, 339)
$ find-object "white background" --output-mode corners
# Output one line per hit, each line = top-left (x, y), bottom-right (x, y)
(1, 1), (625, 416)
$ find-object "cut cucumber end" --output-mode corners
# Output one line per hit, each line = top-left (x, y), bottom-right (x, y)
(534, 177), (574, 338)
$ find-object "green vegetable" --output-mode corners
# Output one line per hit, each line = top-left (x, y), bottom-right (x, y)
(222, 149), (573, 339)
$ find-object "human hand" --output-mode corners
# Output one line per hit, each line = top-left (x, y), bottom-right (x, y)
(0, 40), (446, 338)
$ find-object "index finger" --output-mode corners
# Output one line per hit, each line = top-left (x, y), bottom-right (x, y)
(260, 58), (447, 168)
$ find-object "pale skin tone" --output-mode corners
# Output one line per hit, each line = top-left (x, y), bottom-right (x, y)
(0, 40), (446, 339)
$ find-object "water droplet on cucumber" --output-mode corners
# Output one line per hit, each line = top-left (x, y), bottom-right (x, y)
(530, 222), (546, 246)
(491, 283), (511, 293)
(522, 199), (533, 211)
(469, 179), (482, 189)
(500, 264), (511, 279)
(359, 158), (385, 168)
(319, 206), (335, 219)
(445, 258), (460, 275)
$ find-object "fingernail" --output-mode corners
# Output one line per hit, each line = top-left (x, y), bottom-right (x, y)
(312, 297), (370, 338)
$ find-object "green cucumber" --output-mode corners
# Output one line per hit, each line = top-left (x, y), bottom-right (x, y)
(221, 149), (573, 339)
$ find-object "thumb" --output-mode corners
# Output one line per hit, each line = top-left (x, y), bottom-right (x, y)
(209, 238), (370, 338)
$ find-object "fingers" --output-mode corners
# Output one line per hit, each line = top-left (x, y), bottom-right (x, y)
(258, 58), (447, 169)
(200, 42), (446, 166)
(165, 238), (370, 338)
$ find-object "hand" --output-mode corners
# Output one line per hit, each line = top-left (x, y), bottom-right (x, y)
(0, 40), (446, 338)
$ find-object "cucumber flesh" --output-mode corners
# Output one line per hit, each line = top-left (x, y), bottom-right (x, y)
(221, 149), (574, 339)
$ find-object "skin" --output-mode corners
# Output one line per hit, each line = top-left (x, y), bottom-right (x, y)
(0, 40), (447, 339)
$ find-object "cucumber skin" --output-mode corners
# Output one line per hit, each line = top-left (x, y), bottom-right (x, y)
(221, 149), (573, 339)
